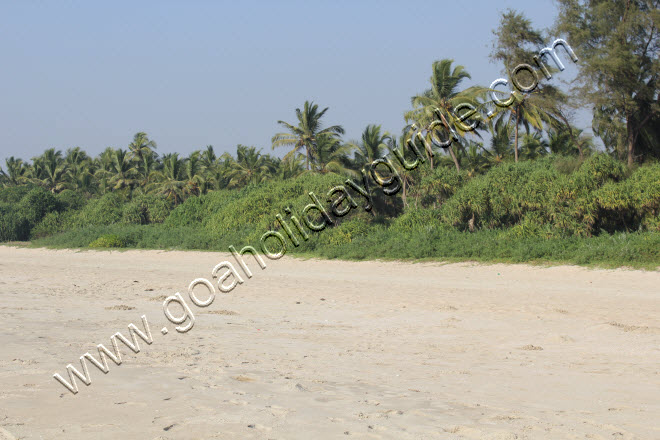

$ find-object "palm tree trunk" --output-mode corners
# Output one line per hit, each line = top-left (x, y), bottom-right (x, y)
(626, 122), (635, 166)
(514, 113), (520, 163)
(402, 177), (407, 207)
(448, 145), (460, 172)
(436, 113), (459, 172)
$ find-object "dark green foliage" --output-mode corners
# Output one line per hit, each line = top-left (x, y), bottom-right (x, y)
(0, 185), (33, 204)
(31, 212), (64, 239)
(56, 189), (86, 211)
(0, 206), (30, 241)
(440, 155), (634, 237)
(121, 194), (174, 225)
(17, 187), (58, 226)
(73, 193), (124, 226)
(595, 164), (660, 232)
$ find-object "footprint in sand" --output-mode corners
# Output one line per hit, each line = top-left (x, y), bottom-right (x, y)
(104, 305), (136, 310)
(608, 321), (660, 333)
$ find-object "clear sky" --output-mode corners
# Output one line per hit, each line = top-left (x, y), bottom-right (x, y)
(0, 0), (580, 162)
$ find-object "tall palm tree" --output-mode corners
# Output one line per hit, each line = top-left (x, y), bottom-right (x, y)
(200, 145), (216, 170)
(460, 140), (491, 176)
(272, 101), (345, 170)
(206, 152), (234, 190)
(182, 151), (207, 196)
(313, 134), (353, 175)
(128, 132), (158, 186)
(548, 128), (594, 157)
(108, 149), (137, 192)
(30, 149), (68, 192)
(64, 147), (94, 193)
(520, 132), (549, 160)
(128, 132), (157, 164)
(148, 153), (186, 204)
(489, 82), (560, 162)
(346, 124), (389, 171)
(0, 157), (28, 187)
(405, 59), (486, 172)
(93, 147), (117, 194)
(487, 117), (514, 164)
(227, 145), (272, 188)
(277, 155), (306, 180)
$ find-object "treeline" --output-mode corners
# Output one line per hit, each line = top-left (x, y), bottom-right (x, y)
(0, 154), (658, 266)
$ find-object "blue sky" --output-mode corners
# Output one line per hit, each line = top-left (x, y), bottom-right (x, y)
(0, 0), (582, 161)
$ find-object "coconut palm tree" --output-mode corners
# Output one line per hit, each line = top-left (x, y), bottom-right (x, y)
(30, 149), (68, 193)
(108, 149), (137, 192)
(64, 147), (94, 193)
(182, 151), (207, 196)
(148, 153), (186, 204)
(547, 129), (573, 155)
(487, 116), (515, 164)
(489, 82), (561, 162)
(272, 101), (345, 170)
(93, 147), (117, 194)
(460, 140), (491, 176)
(200, 145), (216, 170)
(128, 132), (158, 186)
(520, 132), (549, 160)
(128, 132), (157, 164)
(206, 152), (234, 190)
(311, 134), (353, 175)
(0, 157), (28, 187)
(547, 128), (594, 157)
(226, 145), (273, 188)
(405, 59), (486, 172)
(345, 124), (393, 176)
(276, 155), (306, 180)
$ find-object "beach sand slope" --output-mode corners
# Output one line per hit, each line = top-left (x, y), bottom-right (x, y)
(0, 247), (658, 439)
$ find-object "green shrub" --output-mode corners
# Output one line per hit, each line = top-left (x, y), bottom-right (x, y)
(56, 189), (86, 211)
(164, 194), (209, 227)
(89, 234), (126, 248)
(0, 209), (30, 241)
(145, 195), (173, 223)
(320, 214), (375, 246)
(0, 185), (33, 204)
(74, 193), (123, 226)
(410, 167), (468, 208)
(17, 187), (58, 226)
(390, 208), (443, 235)
(595, 163), (660, 232)
(122, 200), (148, 224)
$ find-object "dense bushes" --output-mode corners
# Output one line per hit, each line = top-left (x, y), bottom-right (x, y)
(595, 164), (660, 232)
(0, 207), (30, 241)
(2, 156), (659, 267)
(0, 187), (58, 240)
(17, 187), (59, 226)
(439, 155), (637, 237)
(121, 194), (174, 225)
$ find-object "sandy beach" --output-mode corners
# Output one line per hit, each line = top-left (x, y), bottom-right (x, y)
(0, 246), (658, 439)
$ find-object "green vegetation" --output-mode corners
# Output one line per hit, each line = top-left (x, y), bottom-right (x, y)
(0, 156), (656, 269)
(1, 3), (657, 269)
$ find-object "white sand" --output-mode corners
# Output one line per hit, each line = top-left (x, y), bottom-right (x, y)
(0, 246), (658, 439)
